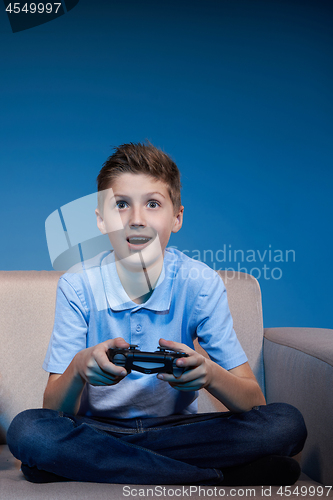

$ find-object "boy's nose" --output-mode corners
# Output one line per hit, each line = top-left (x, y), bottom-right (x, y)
(128, 206), (146, 227)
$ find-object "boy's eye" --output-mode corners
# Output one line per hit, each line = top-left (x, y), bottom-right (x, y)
(116, 201), (128, 209)
(147, 200), (160, 209)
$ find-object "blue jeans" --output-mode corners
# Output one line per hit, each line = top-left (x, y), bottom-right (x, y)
(6, 403), (306, 485)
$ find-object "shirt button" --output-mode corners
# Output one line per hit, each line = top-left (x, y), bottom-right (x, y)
(136, 325), (142, 332)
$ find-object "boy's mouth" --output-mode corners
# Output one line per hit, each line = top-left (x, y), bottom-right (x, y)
(127, 236), (152, 245)
(126, 235), (153, 250)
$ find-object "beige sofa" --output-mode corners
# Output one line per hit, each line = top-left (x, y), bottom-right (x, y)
(0, 270), (332, 499)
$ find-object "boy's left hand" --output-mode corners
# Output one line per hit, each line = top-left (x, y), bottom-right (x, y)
(156, 338), (212, 391)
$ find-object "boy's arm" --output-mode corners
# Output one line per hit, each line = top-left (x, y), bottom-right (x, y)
(204, 360), (266, 412)
(43, 338), (129, 415)
(157, 339), (266, 413)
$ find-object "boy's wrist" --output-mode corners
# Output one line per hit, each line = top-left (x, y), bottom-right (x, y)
(72, 351), (87, 386)
(204, 358), (224, 392)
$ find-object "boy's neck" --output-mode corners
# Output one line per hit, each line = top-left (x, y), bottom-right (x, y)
(115, 252), (164, 305)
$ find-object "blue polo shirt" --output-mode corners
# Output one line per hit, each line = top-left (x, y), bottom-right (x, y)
(43, 248), (247, 418)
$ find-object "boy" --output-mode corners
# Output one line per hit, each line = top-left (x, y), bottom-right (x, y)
(7, 142), (306, 486)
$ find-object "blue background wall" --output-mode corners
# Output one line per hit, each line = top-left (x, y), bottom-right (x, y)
(0, 0), (332, 328)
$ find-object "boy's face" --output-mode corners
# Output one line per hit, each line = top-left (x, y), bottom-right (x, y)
(96, 173), (183, 270)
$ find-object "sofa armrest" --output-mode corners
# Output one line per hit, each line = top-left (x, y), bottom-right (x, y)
(264, 327), (333, 486)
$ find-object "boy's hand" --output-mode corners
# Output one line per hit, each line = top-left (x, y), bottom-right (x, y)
(156, 338), (213, 391)
(74, 337), (130, 386)
(156, 339), (266, 412)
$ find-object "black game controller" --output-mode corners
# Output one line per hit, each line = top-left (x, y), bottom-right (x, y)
(107, 345), (189, 378)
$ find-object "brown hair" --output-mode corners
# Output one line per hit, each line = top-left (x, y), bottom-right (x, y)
(97, 142), (182, 213)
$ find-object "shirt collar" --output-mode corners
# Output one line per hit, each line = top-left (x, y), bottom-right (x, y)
(100, 249), (177, 312)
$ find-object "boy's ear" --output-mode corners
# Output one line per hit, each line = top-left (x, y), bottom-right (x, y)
(172, 205), (184, 234)
(95, 208), (107, 235)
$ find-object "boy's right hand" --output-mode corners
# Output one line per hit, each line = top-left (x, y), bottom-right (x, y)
(73, 337), (130, 386)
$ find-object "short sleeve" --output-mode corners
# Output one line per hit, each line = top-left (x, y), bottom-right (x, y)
(194, 272), (248, 371)
(43, 276), (89, 374)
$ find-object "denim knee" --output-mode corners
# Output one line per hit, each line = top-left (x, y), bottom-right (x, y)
(259, 402), (307, 456)
(279, 402), (307, 453)
(7, 408), (59, 465)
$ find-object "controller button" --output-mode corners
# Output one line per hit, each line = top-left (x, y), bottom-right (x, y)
(113, 354), (126, 366)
